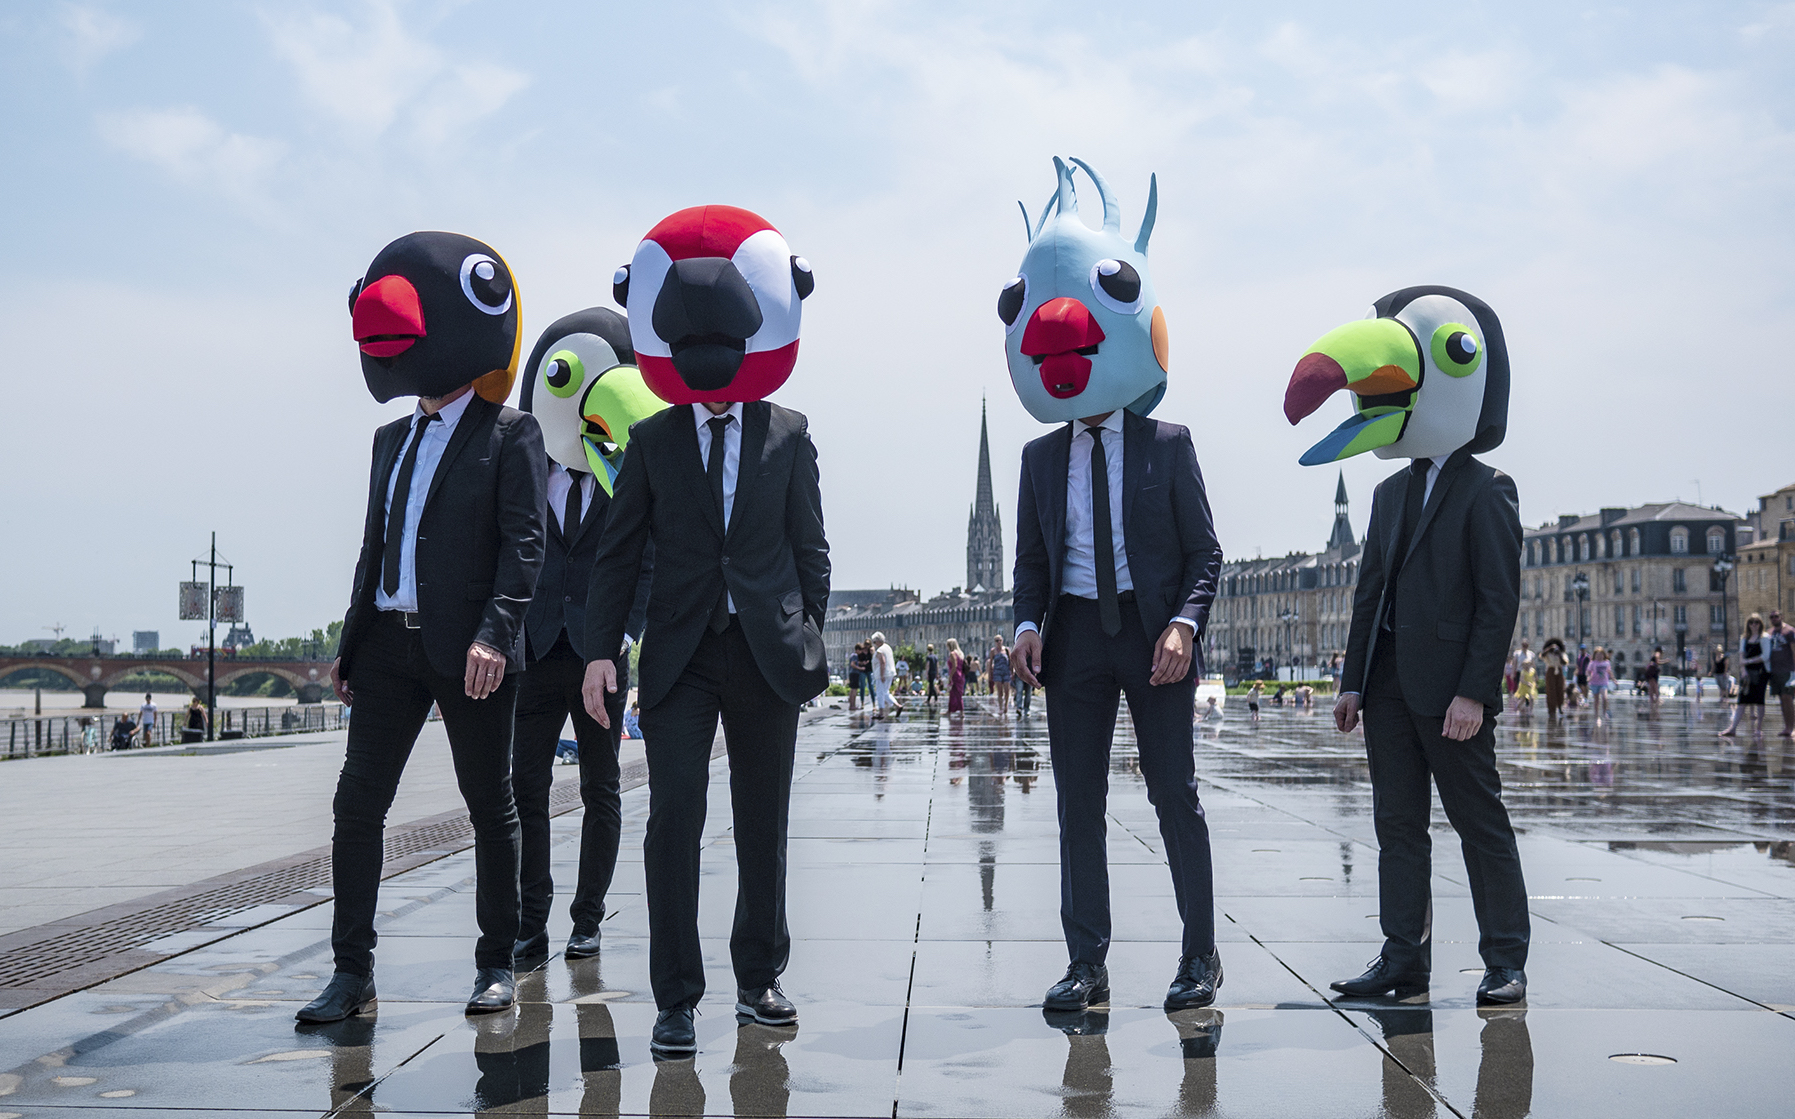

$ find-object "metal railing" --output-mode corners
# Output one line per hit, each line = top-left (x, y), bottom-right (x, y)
(1, 702), (378, 760)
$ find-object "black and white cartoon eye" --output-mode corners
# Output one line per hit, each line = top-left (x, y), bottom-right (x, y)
(1088, 259), (1142, 315)
(347, 277), (364, 313)
(612, 265), (630, 308)
(459, 254), (512, 315)
(791, 256), (814, 300)
(998, 275), (1028, 333)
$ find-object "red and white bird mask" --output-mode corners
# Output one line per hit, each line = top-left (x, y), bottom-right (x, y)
(612, 205), (812, 405)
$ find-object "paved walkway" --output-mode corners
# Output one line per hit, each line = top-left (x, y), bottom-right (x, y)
(0, 697), (1792, 1115)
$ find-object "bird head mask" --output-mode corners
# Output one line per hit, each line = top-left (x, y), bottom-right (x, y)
(349, 231), (521, 404)
(1282, 285), (1508, 465)
(612, 205), (811, 405)
(1001, 157), (1169, 424)
(521, 308), (669, 496)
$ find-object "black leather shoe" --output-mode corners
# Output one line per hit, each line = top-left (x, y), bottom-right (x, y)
(465, 967), (516, 1015)
(736, 981), (798, 1026)
(1330, 956), (1429, 999)
(513, 931), (550, 969)
(565, 929), (602, 959)
(1165, 949), (1224, 1010)
(1476, 967), (1527, 1005)
(295, 972), (376, 1023)
(651, 1004), (698, 1055)
(1043, 962), (1109, 1011)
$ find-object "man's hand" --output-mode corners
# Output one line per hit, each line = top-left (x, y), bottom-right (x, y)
(464, 642), (507, 699)
(583, 659), (618, 728)
(1150, 623), (1193, 686)
(1442, 696), (1484, 741)
(330, 657), (353, 705)
(1334, 692), (1360, 733)
(1012, 630), (1043, 687)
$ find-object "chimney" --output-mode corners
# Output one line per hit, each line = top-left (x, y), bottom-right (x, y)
(1600, 507), (1627, 525)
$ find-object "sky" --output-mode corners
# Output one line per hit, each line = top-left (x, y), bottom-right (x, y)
(2, 0), (1792, 649)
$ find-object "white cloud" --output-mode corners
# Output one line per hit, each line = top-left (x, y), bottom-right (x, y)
(96, 106), (285, 209)
(58, 3), (139, 74)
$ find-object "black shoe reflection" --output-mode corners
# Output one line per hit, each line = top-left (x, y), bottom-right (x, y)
(1043, 1008), (1111, 1118)
(1365, 1007), (1436, 1119)
(1473, 1007), (1533, 1119)
(1166, 1008), (1224, 1115)
(730, 1021), (795, 1117)
(649, 1053), (706, 1118)
(467, 997), (551, 1114)
(576, 1002), (622, 1116)
(296, 1013), (376, 1114)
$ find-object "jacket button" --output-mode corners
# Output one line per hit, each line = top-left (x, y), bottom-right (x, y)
(722, 557), (731, 566)
(564, 595), (572, 602)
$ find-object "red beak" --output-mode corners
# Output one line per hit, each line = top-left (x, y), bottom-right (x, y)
(1020, 297), (1107, 400)
(352, 274), (426, 357)
(1284, 352), (1349, 425)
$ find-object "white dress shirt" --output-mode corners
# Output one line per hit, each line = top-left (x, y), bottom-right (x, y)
(1016, 411), (1193, 641)
(546, 463), (594, 532)
(693, 401), (744, 612)
(1419, 457), (1442, 507)
(376, 391), (473, 613)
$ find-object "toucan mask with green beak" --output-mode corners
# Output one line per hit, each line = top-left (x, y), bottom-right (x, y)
(1282, 286), (1508, 465)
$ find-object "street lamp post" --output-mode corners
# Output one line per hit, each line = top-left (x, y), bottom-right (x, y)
(1570, 572), (1590, 652)
(1711, 555), (1735, 672)
(1279, 607), (1299, 681)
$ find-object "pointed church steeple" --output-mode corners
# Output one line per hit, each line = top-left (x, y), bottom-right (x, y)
(1328, 470), (1355, 549)
(967, 397), (1005, 592)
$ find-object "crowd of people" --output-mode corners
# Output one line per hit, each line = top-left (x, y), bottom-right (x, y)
(844, 632), (1039, 720)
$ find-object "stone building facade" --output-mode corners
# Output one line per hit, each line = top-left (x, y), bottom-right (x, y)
(1736, 482), (1795, 628)
(1514, 502), (1745, 675)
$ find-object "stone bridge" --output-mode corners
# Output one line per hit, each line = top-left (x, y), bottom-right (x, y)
(0, 655), (333, 707)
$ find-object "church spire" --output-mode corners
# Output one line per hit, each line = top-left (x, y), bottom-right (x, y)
(1328, 470), (1355, 549)
(967, 397), (1005, 592)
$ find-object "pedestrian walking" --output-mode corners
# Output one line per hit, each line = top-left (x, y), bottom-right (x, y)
(925, 644), (940, 704)
(946, 638), (966, 716)
(1766, 609), (1795, 738)
(1247, 681), (1262, 724)
(1575, 648), (1591, 703)
(138, 693), (157, 749)
(989, 633), (1013, 717)
(846, 643), (865, 712)
(1722, 614), (1771, 738)
(1540, 638), (1568, 719)
(869, 633), (902, 717)
(1712, 644), (1733, 708)
(1588, 646), (1615, 724)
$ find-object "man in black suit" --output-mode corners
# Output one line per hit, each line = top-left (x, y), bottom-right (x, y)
(1282, 286), (1528, 1006)
(510, 308), (660, 965)
(584, 203), (826, 1056)
(299, 233), (545, 1024)
(1011, 407), (1224, 1014)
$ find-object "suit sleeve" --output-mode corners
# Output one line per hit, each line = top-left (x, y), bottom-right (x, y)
(475, 412), (548, 658)
(1342, 487), (1387, 695)
(785, 417), (831, 629)
(335, 428), (385, 669)
(1012, 447), (1049, 632)
(1458, 472), (1523, 709)
(1172, 430), (1222, 635)
(585, 435), (652, 660)
(624, 538), (654, 644)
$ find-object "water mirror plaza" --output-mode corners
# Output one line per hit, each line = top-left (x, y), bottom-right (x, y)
(1, 691), (1791, 1117)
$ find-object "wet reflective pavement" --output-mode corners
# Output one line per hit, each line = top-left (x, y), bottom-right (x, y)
(2, 694), (1793, 1116)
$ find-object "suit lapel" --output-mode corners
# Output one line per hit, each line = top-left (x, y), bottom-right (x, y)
(726, 402), (769, 544)
(1122, 411), (1148, 534)
(568, 480), (605, 550)
(371, 420), (409, 530)
(677, 406), (726, 541)
(423, 395), (490, 513)
(1400, 447), (1470, 569)
(1047, 423), (1072, 564)
(1382, 474), (1407, 572)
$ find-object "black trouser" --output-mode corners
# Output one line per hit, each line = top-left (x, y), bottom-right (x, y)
(1363, 650), (1529, 973)
(1043, 594), (1215, 964)
(330, 612), (521, 976)
(638, 618), (798, 1009)
(512, 633), (628, 941)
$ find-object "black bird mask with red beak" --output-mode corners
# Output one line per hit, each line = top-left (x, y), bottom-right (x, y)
(349, 231), (522, 403)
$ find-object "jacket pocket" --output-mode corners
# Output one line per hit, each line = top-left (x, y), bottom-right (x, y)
(1436, 620), (1469, 643)
(781, 590), (804, 617)
(466, 581), (494, 601)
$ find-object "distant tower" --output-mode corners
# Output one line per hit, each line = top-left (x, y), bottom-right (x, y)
(967, 398), (1005, 592)
(1328, 470), (1355, 549)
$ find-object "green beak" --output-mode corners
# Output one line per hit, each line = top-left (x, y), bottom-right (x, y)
(580, 366), (667, 495)
(1283, 318), (1422, 465)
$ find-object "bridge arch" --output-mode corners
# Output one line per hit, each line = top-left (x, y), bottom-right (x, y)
(0, 661), (90, 690)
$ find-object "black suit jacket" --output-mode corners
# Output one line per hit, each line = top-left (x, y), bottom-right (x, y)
(338, 395), (548, 680)
(1013, 410), (1221, 671)
(1342, 448), (1522, 716)
(585, 401), (830, 709)
(524, 475), (653, 663)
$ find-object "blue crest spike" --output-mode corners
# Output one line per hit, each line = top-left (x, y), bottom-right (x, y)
(1053, 156), (1077, 217)
(1017, 200), (1032, 239)
(1033, 190), (1058, 238)
(1134, 173), (1158, 255)
(1069, 157), (1121, 234)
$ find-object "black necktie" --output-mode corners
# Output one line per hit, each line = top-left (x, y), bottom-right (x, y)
(706, 414), (734, 634)
(382, 412), (440, 597)
(1382, 458), (1431, 631)
(562, 470), (585, 538)
(1088, 425), (1121, 637)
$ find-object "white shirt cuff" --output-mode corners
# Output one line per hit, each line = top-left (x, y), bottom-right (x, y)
(1015, 621), (1040, 643)
(1170, 616), (1196, 632)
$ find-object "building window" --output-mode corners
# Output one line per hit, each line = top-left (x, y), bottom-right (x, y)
(1595, 534), (1606, 560)
(1706, 527), (1726, 555)
(1613, 570), (1623, 595)
(1710, 604), (1726, 632)
(1632, 604), (1641, 636)
(1579, 534), (1591, 561)
(1674, 605), (1688, 627)
(1615, 605), (1626, 636)
(1673, 568), (1687, 593)
(1631, 567), (1641, 593)
(1670, 527), (1689, 554)
(1610, 530), (1622, 557)
(1628, 528), (1640, 556)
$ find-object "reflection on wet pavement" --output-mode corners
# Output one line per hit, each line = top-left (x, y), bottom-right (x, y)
(1, 694), (1793, 1115)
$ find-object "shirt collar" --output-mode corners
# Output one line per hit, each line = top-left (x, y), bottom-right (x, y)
(416, 390), (474, 431)
(1076, 411), (1125, 438)
(692, 401), (745, 429)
